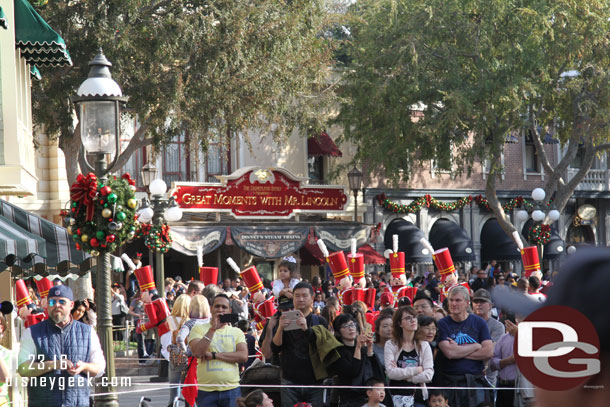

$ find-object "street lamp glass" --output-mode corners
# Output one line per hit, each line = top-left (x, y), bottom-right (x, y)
(532, 188), (546, 202)
(347, 167), (363, 191)
(532, 209), (545, 222)
(79, 101), (117, 154)
(548, 209), (561, 221)
(140, 162), (158, 189)
(164, 206), (183, 222)
(517, 210), (529, 221)
(149, 179), (167, 195)
(138, 207), (154, 223)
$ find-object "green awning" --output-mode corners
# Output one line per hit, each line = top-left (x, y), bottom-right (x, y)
(0, 213), (47, 269)
(30, 65), (41, 80)
(14, 0), (71, 67)
(0, 7), (8, 30)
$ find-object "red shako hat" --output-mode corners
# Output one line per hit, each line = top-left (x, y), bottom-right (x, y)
(521, 246), (541, 277)
(240, 265), (263, 294)
(433, 248), (455, 283)
(35, 277), (53, 299)
(134, 265), (156, 292)
(199, 267), (218, 286)
(348, 253), (365, 284)
(327, 251), (350, 284)
(389, 252), (405, 279)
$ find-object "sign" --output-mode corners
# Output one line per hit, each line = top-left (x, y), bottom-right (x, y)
(515, 305), (600, 391)
(314, 225), (371, 252)
(231, 226), (309, 258)
(170, 226), (227, 257)
(172, 167), (348, 219)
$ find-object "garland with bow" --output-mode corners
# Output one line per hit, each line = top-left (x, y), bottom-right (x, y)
(528, 223), (552, 245)
(377, 193), (542, 214)
(137, 223), (172, 253)
(61, 173), (139, 255)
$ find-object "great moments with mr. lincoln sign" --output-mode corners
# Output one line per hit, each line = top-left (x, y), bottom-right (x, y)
(171, 167), (349, 219)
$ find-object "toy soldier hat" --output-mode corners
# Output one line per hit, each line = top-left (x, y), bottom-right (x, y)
(240, 265), (263, 294)
(389, 251), (405, 279)
(520, 246), (541, 277)
(327, 251), (351, 284)
(15, 280), (32, 308)
(432, 247), (455, 282)
(347, 252), (365, 283)
(134, 265), (156, 291)
(199, 266), (219, 286)
(35, 277), (53, 299)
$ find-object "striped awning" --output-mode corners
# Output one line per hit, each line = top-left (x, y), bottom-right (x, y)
(0, 200), (94, 277)
(0, 214), (47, 268)
(14, 0), (72, 67)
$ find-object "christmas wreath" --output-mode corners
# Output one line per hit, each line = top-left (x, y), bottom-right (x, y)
(62, 173), (139, 255)
(137, 223), (172, 253)
(528, 223), (552, 246)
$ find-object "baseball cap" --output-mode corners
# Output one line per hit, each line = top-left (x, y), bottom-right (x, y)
(277, 295), (294, 311)
(380, 291), (394, 307)
(472, 288), (492, 303)
(175, 275), (182, 281)
(48, 285), (74, 301)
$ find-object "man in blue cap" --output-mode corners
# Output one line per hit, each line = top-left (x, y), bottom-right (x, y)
(17, 285), (106, 407)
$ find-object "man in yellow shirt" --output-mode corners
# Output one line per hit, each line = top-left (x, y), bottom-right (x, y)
(189, 293), (248, 406)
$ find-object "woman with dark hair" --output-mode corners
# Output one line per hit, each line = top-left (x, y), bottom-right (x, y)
(236, 389), (273, 407)
(272, 258), (300, 298)
(416, 315), (438, 358)
(329, 313), (381, 407)
(322, 279), (337, 299)
(311, 276), (324, 299)
(71, 300), (87, 322)
(373, 308), (394, 368)
(385, 306), (434, 407)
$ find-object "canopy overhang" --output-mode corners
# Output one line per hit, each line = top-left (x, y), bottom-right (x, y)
(307, 132), (342, 157)
(429, 218), (476, 262)
(384, 219), (433, 264)
(480, 218), (521, 262)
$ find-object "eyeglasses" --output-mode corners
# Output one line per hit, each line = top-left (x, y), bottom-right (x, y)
(49, 299), (68, 307)
(402, 315), (415, 322)
(341, 322), (357, 330)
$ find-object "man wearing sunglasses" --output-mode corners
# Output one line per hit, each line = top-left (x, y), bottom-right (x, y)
(17, 285), (105, 407)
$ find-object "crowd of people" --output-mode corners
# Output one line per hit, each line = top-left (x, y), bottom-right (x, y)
(78, 252), (554, 407)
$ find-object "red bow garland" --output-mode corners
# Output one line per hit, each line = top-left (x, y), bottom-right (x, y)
(70, 173), (98, 221)
(121, 173), (136, 186)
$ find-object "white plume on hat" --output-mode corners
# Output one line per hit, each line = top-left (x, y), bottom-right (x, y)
(317, 239), (329, 258)
(392, 234), (399, 253)
(512, 231), (524, 251)
(226, 257), (241, 274)
(196, 246), (203, 268)
(351, 238), (357, 257)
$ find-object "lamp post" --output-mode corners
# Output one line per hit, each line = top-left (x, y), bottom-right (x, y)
(516, 187), (561, 258)
(347, 166), (363, 222)
(137, 177), (183, 298)
(72, 49), (128, 407)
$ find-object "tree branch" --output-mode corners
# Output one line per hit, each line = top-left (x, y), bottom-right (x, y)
(112, 122), (153, 172)
(485, 147), (518, 244)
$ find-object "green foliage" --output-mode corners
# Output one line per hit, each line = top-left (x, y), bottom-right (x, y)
(32, 0), (338, 153)
(337, 0), (610, 183)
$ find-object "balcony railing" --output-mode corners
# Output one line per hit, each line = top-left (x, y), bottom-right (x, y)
(567, 168), (610, 191)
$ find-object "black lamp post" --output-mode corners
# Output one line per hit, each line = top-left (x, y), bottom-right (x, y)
(137, 177), (183, 298)
(71, 49), (128, 407)
(347, 166), (363, 222)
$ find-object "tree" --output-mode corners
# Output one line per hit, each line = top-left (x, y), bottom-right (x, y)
(33, 0), (337, 186)
(337, 0), (610, 243)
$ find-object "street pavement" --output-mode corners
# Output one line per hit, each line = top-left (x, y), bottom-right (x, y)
(111, 376), (181, 407)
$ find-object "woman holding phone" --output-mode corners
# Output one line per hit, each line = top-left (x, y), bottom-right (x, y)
(329, 313), (383, 407)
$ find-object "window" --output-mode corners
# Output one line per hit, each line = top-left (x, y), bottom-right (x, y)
(308, 156), (324, 184)
(163, 132), (189, 185)
(571, 145), (604, 170)
(523, 132), (542, 176)
(205, 135), (230, 182)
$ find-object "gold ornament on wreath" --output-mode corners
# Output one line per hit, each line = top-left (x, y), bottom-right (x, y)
(60, 173), (140, 254)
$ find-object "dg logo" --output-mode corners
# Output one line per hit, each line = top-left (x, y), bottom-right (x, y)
(514, 305), (600, 391)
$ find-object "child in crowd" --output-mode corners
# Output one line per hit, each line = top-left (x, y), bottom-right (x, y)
(271, 257), (300, 298)
(362, 377), (387, 407)
(313, 292), (325, 312)
(427, 391), (449, 407)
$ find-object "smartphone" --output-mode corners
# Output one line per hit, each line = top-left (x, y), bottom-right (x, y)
(219, 313), (239, 324)
(283, 310), (301, 331)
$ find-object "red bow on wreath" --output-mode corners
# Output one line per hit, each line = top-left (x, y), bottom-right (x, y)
(70, 173), (98, 221)
(121, 173), (136, 186)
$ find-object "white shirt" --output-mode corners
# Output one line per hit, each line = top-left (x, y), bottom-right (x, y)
(18, 320), (106, 377)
